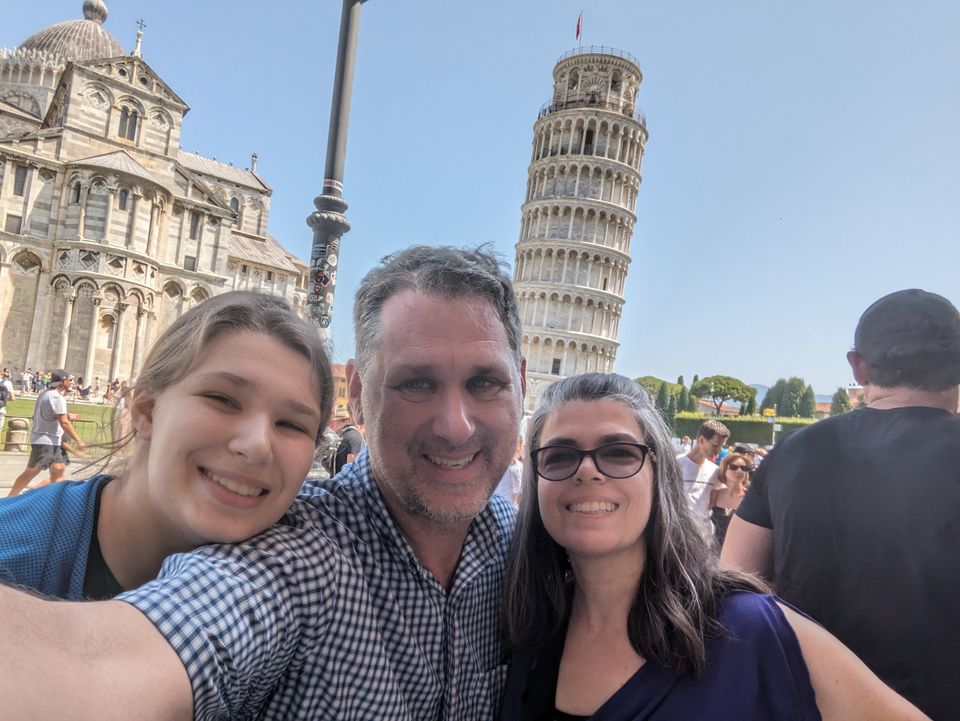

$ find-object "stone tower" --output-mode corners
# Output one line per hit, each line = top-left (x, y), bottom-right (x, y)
(513, 47), (648, 412)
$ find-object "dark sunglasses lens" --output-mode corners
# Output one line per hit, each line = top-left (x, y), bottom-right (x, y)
(730, 464), (750, 472)
(537, 447), (581, 480)
(596, 443), (645, 477)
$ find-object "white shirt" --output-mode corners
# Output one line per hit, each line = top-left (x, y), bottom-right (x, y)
(676, 453), (718, 539)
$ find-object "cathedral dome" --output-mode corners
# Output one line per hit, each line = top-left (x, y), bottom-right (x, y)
(19, 1), (125, 62)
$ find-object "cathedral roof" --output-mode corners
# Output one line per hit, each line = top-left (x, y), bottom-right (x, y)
(178, 151), (271, 192)
(229, 232), (301, 273)
(71, 149), (163, 186)
(19, 1), (126, 63)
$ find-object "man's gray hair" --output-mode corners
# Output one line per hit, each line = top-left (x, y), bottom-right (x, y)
(353, 245), (522, 373)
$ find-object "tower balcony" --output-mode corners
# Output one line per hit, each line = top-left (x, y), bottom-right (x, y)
(538, 98), (646, 128)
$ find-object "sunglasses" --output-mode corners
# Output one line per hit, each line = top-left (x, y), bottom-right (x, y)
(531, 442), (653, 482)
(728, 464), (751, 472)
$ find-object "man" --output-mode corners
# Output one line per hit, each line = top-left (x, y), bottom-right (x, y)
(7, 369), (85, 497)
(20, 367), (32, 397)
(0, 369), (14, 438)
(324, 413), (365, 475)
(1, 246), (525, 720)
(676, 419), (729, 540)
(722, 289), (960, 721)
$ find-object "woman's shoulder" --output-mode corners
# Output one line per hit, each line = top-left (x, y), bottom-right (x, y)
(716, 590), (795, 639)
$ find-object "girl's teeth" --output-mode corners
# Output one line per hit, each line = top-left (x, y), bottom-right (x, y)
(206, 470), (263, 497)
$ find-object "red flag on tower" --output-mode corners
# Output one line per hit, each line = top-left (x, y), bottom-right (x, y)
(576, 12), (583, 41)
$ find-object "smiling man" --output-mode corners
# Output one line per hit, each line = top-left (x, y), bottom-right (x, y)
(0, 246), (526, 720)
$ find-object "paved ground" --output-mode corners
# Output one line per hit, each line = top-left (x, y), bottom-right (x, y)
(0, 450), (103, 495)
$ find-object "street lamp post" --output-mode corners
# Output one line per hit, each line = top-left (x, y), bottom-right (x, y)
(307, 0), (366, 337)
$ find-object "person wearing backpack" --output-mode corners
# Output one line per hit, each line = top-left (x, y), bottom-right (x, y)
(325, 415), (365, 476)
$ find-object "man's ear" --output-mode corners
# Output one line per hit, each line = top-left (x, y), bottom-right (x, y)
(846, 350), (870, 387)
(346, 360), (364, 426)
(129, 388), (157, 441)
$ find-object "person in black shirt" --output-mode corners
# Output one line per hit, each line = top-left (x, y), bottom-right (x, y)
(722, 289), (960, 721)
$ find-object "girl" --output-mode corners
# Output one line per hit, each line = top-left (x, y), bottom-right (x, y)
(502, 373), (928, 721)
(0, 291), (333, 599)
(708, 451), (752, 548)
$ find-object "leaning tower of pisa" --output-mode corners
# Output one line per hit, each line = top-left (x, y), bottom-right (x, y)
(513, 46), (648, 413)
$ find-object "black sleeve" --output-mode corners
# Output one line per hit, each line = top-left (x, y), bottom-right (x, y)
(735, 453), (774, 529)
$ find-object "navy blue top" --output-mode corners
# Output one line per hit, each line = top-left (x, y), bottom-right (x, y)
(502, 592), (821, 721)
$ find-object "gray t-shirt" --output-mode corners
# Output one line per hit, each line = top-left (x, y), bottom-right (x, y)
(31, 388), (67, 445)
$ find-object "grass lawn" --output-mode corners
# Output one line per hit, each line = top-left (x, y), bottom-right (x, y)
(2, 398), (116, 444)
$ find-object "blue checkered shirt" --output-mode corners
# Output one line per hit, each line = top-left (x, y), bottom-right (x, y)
(118, 449), (516, 720)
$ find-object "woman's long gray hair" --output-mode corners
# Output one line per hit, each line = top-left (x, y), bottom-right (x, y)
(503, 373), (766, 677)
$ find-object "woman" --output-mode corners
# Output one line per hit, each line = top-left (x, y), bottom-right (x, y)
(708, 451), (751, 547)
(0, 291), (334, 599)
(502, 373), (928, 721)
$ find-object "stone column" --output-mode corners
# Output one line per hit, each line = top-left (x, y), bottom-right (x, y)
(83, 297), (102, 384)
(194, 212), (206, 266)
(19, 162), (36, 221)
(58, 293), (77, 368)
(130, 306), (147, 377)
(54, 175), (71, 242)
(109, 302), (128, 381)
(0, 158), (12, 198)
(145, 198), (158, 255)
(210, 219), (223, 272)
(76, 182), (90, 240)
(102, 188), (116, 243)
(127, 193), (142, 248)
(174, 204), (186, 264)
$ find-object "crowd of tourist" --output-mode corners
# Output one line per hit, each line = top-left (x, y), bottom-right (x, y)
(0, 247), (953, 720)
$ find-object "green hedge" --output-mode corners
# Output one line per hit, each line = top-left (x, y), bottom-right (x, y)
(673, 412), (816, 445)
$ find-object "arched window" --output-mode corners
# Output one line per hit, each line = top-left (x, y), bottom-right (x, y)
(72, 182), (82, 204)
(118, 107), (138, 140)
(118, 189), (128, 211)
(230, 197), (239, 213)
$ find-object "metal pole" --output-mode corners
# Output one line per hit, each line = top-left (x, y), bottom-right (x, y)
(307, 0), (365, 337)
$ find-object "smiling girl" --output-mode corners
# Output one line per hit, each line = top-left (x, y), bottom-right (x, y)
(0, 291), (333, 599)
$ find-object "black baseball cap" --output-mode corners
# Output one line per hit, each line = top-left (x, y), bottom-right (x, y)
(48, 369), (73, 388)
(855, 290), (960, 360)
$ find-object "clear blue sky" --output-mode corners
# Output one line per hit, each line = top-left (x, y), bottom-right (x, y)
(9, 1), (959, 394)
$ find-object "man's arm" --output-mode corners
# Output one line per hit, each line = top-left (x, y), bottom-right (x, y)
(719, 514), (775, 580)
(58, 413), (85, 449)
(0, 587), (192, 721)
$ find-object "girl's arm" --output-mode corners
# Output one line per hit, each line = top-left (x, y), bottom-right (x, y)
(778, 603), (930, 721)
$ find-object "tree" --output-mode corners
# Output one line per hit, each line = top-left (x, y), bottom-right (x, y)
(686, 390), (699, 412)
(762, 377), (808, 417)
(655, 381), (670, 410)
(677, 386), (690, 415)
(676, 375), (685, 388)
(799, 385), (817, 418)
(744, 395), (757, 415)
(831, 388), (851, 416)
(634, 375), (682, 399)
(690, 375), (756, 415)
(692, 374), (700, 386)
(665, 394), (677, 430)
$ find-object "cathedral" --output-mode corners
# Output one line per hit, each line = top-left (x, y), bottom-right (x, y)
(0, 1), (309, 384)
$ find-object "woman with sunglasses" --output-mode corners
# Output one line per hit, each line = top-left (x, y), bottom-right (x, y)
(502, 373), (928, 721)
(708, 452), (752, 548)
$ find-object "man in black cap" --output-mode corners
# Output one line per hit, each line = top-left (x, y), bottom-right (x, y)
(7, 370), (85, 497)
(721, 289), (960, 721)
